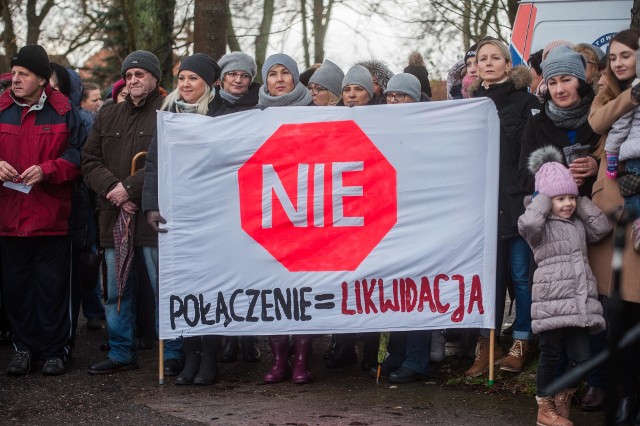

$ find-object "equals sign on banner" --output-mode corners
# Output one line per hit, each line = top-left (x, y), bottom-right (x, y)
(314, 293), (335, 310)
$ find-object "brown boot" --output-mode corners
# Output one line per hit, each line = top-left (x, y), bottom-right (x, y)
(536, 396), (574, 426)
(500, 339), (529, 373)
(554, 388), (577, 420)
(464, 336), (505, 377)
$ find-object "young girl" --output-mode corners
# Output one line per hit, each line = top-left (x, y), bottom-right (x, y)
(518, 146), (611, 426)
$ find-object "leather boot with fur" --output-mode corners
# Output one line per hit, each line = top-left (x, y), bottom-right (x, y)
(536, 396), (573, 426)
(554, 388), (577, 419)
(464, 336), (505, 377)
(500, 339), (530, 373)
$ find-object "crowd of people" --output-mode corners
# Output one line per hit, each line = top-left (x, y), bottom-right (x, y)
(0, 28), (639, 426)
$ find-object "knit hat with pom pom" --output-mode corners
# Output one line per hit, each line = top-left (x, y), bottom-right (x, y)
(528, 146), (578, 197)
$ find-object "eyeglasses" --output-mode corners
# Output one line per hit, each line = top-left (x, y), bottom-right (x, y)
(385, 92), (407, 102)
(124, 70), (148, 81)
(309, 85), (328, 95)
(226, 72), (251, 80)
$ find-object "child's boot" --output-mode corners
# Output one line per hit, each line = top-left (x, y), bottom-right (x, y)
(554, 388), (577, 419)
(536, 396), (573, 426)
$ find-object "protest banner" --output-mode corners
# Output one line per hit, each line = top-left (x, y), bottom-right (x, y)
(157, 98), (500, 339)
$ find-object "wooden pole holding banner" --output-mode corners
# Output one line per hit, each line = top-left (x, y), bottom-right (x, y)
(488, 329), (495, 386)
(159, 340), (164, 385)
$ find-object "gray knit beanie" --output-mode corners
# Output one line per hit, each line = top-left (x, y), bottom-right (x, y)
(541, 45), (586, 84)
(179, 53), (221, 87)
(384, 73), (421, 102)
(121, 50), (162, 81)
(261, 53), (300, 85)
(308, 59), (344, 97)
(218, 52), (257, 79)
(342, 65), (374, 99)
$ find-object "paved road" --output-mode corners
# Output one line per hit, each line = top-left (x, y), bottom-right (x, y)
(0, 320), (606, 425)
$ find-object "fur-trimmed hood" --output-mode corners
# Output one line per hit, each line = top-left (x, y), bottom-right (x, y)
(469, 65), (532, 96)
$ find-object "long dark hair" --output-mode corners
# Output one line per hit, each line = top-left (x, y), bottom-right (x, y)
(597, 29), (640, 105)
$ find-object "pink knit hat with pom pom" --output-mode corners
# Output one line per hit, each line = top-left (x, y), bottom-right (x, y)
(528, 146), (578, 197)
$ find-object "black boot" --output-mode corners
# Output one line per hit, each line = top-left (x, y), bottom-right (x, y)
(325, 334), (357, 369)
(220, 336), (238, 363)
(361, 333), (379, 371)
(241, 336), (260, 362)
(193, 335), (220, 385)
(176, 337), (201, 385)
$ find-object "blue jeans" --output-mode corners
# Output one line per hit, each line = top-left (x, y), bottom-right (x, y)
(386, 330), (432, 375)
(104, 248), (139, 363)
(104, 248), (182, 363)
(140, 247), (182, 361)
(482, 237), (532, 340)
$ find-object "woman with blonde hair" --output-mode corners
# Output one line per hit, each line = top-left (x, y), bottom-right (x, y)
(466, 38), (540, 383)
(143, 53), (222, 385)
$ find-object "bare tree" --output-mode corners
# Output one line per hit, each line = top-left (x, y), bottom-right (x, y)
(130, 0), (176, 89)
(254, 0), (275, 83)
(0, 0), (18, 63)
(194, 0), (228, 60)
(25, 0), (55, 44)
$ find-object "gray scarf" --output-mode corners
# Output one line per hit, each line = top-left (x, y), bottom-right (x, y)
(258, 82), (312, 107)
(220, 89), (242, 105)
(544, 93), (592, 129)
(173, 99), (198, 114)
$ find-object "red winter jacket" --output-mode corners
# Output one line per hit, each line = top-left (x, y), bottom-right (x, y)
(0, 85), (81, 236)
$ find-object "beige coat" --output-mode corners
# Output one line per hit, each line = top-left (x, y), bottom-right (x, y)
(588, 88), (640, 303)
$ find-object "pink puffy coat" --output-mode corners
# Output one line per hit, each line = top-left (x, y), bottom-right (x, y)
(518, 194), (611, 334)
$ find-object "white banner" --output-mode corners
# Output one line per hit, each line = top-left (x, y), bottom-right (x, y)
(157, 98), (500, 339)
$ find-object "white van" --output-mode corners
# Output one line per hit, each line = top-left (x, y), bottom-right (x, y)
(509, 0), (633, 67)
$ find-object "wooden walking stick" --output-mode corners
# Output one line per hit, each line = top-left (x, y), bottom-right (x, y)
(159, 339), (165, 385)
(488, 329), (495, 386)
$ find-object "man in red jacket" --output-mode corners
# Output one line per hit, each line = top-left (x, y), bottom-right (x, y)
(0, 45), (81, 376)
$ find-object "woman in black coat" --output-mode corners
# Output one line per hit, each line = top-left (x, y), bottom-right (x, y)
(466, 39), (541, 378)
(517, 46), (600, 198)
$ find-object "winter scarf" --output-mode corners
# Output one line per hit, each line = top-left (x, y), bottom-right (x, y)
(258, 82), (312, 107)
(219, 89), (242, 105)
(173, 99), (199, 114)
(544, 92), (593, 130)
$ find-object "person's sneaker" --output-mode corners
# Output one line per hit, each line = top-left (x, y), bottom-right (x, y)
(6, 351), (34, 376)
(500, 339), (529, 373)
(430, 331), (446, 363)
(86, 317), (102, 330)
(42, 358), (66, 376)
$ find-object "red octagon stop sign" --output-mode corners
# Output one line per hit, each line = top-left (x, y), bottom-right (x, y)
(238, 120), (397, 272)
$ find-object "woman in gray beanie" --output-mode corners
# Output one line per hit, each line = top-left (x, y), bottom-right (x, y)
(212, 51), (261, 116)
(257, 53), (312, 107)
(340, 64), (374, 107)
(143, 53), (222, 386)
(383, 73), (427, 103)
(257, 53), (313, 386)
(308, 59), (344, 106)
